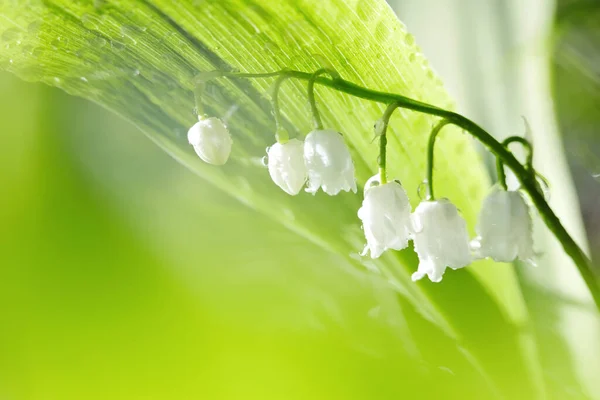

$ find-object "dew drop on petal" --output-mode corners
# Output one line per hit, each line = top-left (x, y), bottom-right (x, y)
(469, 237), (481, 251)
(411, 214), (423, 233)
(417, 180), (428, 200)
(524, 257), (538, 268)
(261, 155), (268, 166)
(536, 174), (551, 201)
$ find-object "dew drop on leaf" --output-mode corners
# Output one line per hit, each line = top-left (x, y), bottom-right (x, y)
(27, 21), (41, 35)
(111, 40), (126, 52)
(81, 13), (101, 30)
(417, 179), (428, 200)
(89, 36), (107, 48)
(1, 27), (21, 43)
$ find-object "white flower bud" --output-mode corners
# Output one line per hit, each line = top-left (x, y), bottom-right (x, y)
(472, 189), (534, 262)
(187, 117), (232, 165)
(411, 199), (472, 282)
(267, 139), (307, 195)
(304, 129), (357, 195)
(358, 177), (412, 258)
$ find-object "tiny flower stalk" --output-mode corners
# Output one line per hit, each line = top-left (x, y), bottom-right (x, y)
(307, 68), (340, 130)
(358, 175), (412, 258)
(496, 135), (534, 191)
(426, 119), (453, 200)
(303, 69), (356, 195)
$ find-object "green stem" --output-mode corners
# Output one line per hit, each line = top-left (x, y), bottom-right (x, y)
(203, 69), (600, 311)
(376, 102), (409, 184)
(307, 68), (339, 130)
(192, 81), (206, 119)
(496, 136), (534, 190)
(271, 74), (291, 143)
(426, 120), (454, 200)
(379, 133), (388, 184)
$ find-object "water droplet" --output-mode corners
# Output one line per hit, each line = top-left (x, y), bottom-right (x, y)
(51, 37), (68, 49)
(524, 257), (538, 268)
(412, 216), (423, 233)
(261, 155), (268, 166)
(21, 45), (34, 56)
(111, 40), (126, 52)
(469, 237), (482, 251)
(373, 119), (385, 136)
(27, 21), (41, 35)
(417, 180), (428, 200)
(32, 47), (45, 58)
(283, 208), (295, 221)
(263, 40), (279, 53)
(535, 172), (551, 201)
(408, 53), (416, 63)
(404, 33), (415, 46)
(2, 27), (21, 43)
(120, 25), (144, 45)
(80, 76), (88, 83)
(81, 13), (101, 30)
(89, 36), (107, 48)
(364, 175), (380, 192)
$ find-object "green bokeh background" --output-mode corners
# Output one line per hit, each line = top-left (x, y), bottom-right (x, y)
(1, 73), (431, 399)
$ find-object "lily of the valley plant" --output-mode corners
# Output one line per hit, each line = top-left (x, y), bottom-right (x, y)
(187, 67), (600, 309)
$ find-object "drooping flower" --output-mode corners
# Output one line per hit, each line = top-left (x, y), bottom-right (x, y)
(303, 129), (357, 195)
(187, 117), (232, 165)
(471, 189), (534, 262)
(267, 139), (307, 195)
(411, 199), (472, 282)
(358, 176), (412, 258)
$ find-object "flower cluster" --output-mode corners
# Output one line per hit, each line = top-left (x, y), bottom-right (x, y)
(187, 114), (534, 283)
(188, 121), (357, 196)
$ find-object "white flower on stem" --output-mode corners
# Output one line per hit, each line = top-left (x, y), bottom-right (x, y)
(471, 189), (534, 262)
(267, 139), (307, 195)
(187, 117), (232, 165)
(358, 176), (412, 258)
(411, 199), (472, 283)
(304, 129), (357, 195)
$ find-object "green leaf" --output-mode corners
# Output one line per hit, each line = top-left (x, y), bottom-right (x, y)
(1, 1), (540, 397)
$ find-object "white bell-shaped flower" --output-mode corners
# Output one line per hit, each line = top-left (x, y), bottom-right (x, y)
(187, 117), (232, 165)
(411, 199), (472, 282)
(304, 129), (357, 195)
(358, 176), (412, 258)
(472, 189), (534, 262)
(267, 139), (307, 195)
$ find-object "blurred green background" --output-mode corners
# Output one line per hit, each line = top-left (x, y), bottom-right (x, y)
(1, 0), (600, 399)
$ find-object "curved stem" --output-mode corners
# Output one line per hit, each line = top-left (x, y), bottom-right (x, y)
(496, 136), (535, 190)
(379, 134), (388, 184)
(193, 81), (206, 119)
(426, 119), (454, 200)
(307, 68), (339, 130)
(271, 74), (291, 143)
(376, 101), (414, 184)
(203, 69), (600, 311)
